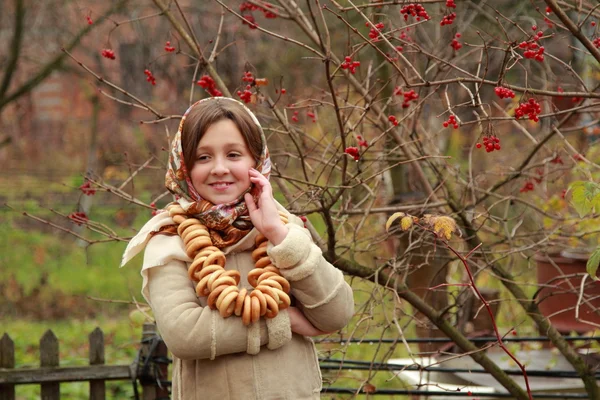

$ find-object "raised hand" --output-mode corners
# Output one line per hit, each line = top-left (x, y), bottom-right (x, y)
(244, 168), (289, 245)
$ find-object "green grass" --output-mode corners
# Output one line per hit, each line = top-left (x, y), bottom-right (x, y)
(3, 316), (141, 400)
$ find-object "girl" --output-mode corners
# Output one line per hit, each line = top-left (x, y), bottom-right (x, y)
(121, 97), (354, 399)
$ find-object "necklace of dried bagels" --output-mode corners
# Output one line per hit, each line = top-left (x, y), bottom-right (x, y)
(167, 204), (292, 326)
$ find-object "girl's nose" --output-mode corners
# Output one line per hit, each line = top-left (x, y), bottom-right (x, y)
(211, 158), (229, 175)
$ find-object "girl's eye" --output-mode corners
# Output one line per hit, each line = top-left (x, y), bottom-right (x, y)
(196, 155), (209, 161)
(228, 153), (241, 158)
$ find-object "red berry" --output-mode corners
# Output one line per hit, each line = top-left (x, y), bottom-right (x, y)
(101, 49), (116, 60)
(476, 143), (482, 148)
(281, 88), (286, 94)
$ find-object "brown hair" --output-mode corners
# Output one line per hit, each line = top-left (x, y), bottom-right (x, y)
(181, 99), (263, 172)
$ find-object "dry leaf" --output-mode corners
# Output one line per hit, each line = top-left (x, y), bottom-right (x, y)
(385, 212), (406, 232)
(400, 216), (414, 231)
(430, 215), (458, 240)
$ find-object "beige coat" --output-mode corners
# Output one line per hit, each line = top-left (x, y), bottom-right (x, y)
(130, 208), (354, 399)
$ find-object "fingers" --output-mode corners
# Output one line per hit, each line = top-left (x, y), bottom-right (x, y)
(249, 168), (272, 193)
(245, 193), (257, 213)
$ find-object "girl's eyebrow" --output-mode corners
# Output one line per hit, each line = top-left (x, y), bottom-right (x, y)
(196, 142), (247, 152)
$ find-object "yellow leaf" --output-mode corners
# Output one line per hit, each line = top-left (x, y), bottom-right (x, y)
(385, 212), (406, 232)
(400, 216), (413, 231)
(432, 216), (458, 240)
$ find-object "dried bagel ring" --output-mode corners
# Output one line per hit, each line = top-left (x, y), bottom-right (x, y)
(204, 251), (226, 268)
(264, 275), (290, 293)
(168, 204), (186, 216)
(196, 268), (224, 296)
(263, 266), (280, 274)
(254, 233), (267, 247)
(271, 288), (291, 309)
(247, 268), (265, 287)
(186, 237), (213, 258)
(177, 218), (202, 236)
(182, 228), (210, 246)
(250, 289), (267, 316)
(220, 291), (238, 318)
(258, 278), (283, 291)
(206, 268), (226, 288)
(234, 288), (247, 316)
(216, 285), (238, 309)
(256, 271), (279, 284)
(251, 296), (261, 324)
(264, 295), (279, 318)
(196, 265), (223, 282)
(256, 285), (278, 303)
(207, 285), (229, 309)
(242, 295), (252, 326)
(210, 275), (236, 291)
(172, 214), (186, 224)
(188, 256), (209, 278)
(219, 270), (241, 285)
(255, 256), (272, 269)
(251, 246), (268, 260)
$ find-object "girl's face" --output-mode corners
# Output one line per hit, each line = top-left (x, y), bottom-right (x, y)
(190, 119), (256, 204)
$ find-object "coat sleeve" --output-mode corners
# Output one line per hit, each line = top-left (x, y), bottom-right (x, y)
(266, 217), (355, 332)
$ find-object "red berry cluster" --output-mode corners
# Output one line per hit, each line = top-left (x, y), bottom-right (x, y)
(307, 111), (316, 123)
(388, 115), (399, 126)
(515, 98), (541, 122)
(291, 110), (299, 122)
(494, 86), (515, 99)
(86, 16), (93, 25)
(544, 17), (554, 28)
(150, 202), (159, 216)
(593, 37), (600, 48)
(518, 32), (545, 61)
(79, 181), (96, 196)
(550, 155), (563, 164)
(441, 12), (456, 26)
(197, 75), (223, 97)
(398, 28), (411, 41)
(367, 22), (384, 39)
(446, 0), (456, 8)
(242, 71), (254, 83)
(164, 41), (175, 52)
(520, 181), (535, 193)
(341, 56), (361, 74)
(401, 89), (418, 108)
(450, 33), (462, 50)
(101, 49), (115, 60)
(400, 4), (430, 21)
(476, 136), (501, 152)
(237, 85), (253, 103)
(144, 69), (156, 85)
(240, 2), (276, 18)
(356, 135), (368, 148)
(242, 14), (258, 29)
(345, 146), (360, 161)
(68, 211), (89, 225)
(545, 6), (552, 14)
(442, 115), (458, 129)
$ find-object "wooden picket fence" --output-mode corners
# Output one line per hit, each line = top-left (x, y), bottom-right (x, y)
(0, 323), (169, 400)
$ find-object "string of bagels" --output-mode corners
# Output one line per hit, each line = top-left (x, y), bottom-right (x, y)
(167, 203), (292, 326)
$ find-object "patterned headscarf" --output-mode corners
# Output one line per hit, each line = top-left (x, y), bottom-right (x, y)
(162, 97), (271, 248)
